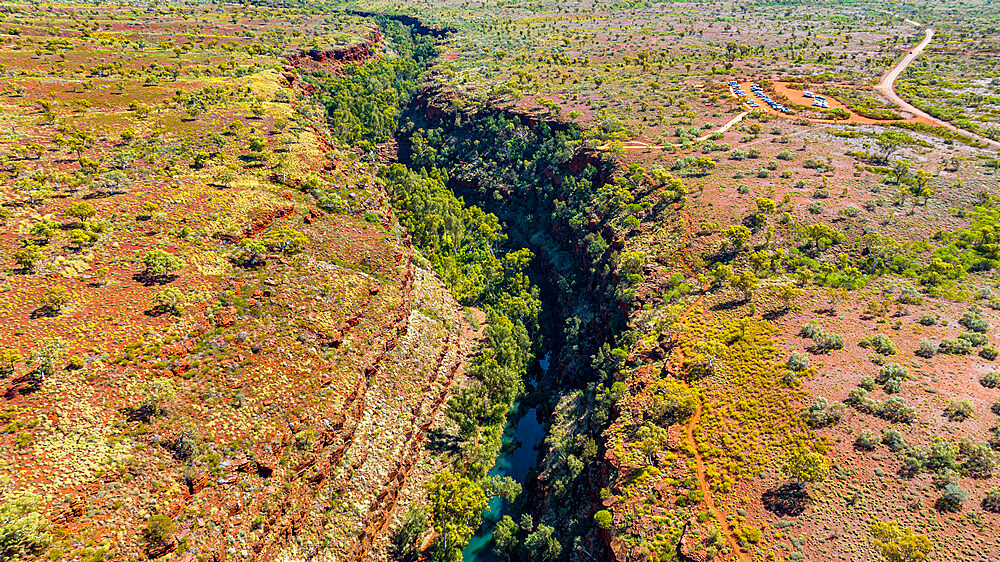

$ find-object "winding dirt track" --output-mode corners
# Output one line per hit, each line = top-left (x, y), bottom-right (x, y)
(670, 203), (749, 561)
(875, 25), (1000, 150)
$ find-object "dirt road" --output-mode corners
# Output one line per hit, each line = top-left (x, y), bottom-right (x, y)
(875, 25), (1000, 150)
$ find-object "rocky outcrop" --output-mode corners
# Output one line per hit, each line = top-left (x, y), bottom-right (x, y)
(284, 28), (382, 72)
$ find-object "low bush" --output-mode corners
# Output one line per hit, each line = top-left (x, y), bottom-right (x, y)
(854, 430), (879, 451)
(981, 372), (1000, 388)
(860, 333), (897, 355)
(803, 397), (845, 428)
(983, 488), (1000, 513)
(939, 338), (973, 355)
(944, 399), (974, 422)
(937, 484), (967, 512)
(915, 340), (938, 358)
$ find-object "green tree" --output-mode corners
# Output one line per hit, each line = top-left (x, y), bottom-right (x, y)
(799, 223), (843, 251)
(425, 471), (487, 559)
(732, 269), (757, 303)
(0, 348), (22, 375)
(40, 285), (71, 313)
(775, 284), (803, 311)
(890, 160), (910, 185)
(13, 244), (42, 271)
(724, 224), (752, 254)
(152, 288), (186, 315)
(262, 225), (307, 254)
(30, 337), (64, 381)
(64, 202), (96, 224)
(782, 445), (829, 488)
(524, 524), (561, 561)
(142, 250), (184, 277)
(492, 515), (519, 560)
(875, 130), (909, 163)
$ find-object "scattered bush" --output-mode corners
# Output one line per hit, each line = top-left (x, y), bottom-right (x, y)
(143, 514), (175, 546)
(786, 351), (809, 372)
(983, 488), (1000, 513)
(876, 363), (908, 384)
(854, 430), (879, 451)
(981, 372), (1000, 389)
(860, 333), (897, 355)
(803, 397), (845, 428)
(959, 439), (996, 477)
(800, 321), (844, 353)
(915, 340), (938, 358)
(937, 484), (967, 512)
(960, 309), (989, 333)
(880, 396), (917, 423)
(881, 428), (906, 452)
(939, 338), (973, 355)
(958, 331), (988, 347)
(944, 399), (974, 422)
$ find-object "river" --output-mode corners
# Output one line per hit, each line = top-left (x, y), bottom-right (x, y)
(461, 353), (550, 561)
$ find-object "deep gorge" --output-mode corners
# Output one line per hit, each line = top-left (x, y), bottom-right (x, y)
(300, 16), (634, 559)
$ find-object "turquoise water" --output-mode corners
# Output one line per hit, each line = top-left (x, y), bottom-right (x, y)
(461, 355), (549, 561)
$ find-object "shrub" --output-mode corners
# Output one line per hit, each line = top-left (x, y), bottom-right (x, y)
(813, 332), (845, 352)
(981, 372), (1000, 388)
(0, 492), (51, 556)
(593, 510), (612, 530)
(939, 338), (973, 355)
(918, 314), (937, 326)
(879, 396), (916, 423)
(959, 439), (996, 477)
(803, 397), (845, 428)
(861, 334), (897, 355)
(983, 488), (1000, 513)
(960, 309), (989, 333)
(881, 428), (906, 452)
(981, 345), (998, 360)
(142, 250), (184, 277)
(958, 332), (988, 347)
(937, 484), (966, 512)
(846, 388), (879, 415)
(859, 376), (877, 391)
(40, 285), (71, 312)
(899, 455), (924, 478)
(143, 514), (175, 545)
(993, 401), (1000, 416)
(926, 438), (957, 471)
(876, 363), (908, 384)
(944, 399), (974, 422)
(869, 522), (932, 562)
(854, 430), (879, 451)
(915, 341), (938, 358)
(786, 351), (810, 372)
(883, 378), (902, 394)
